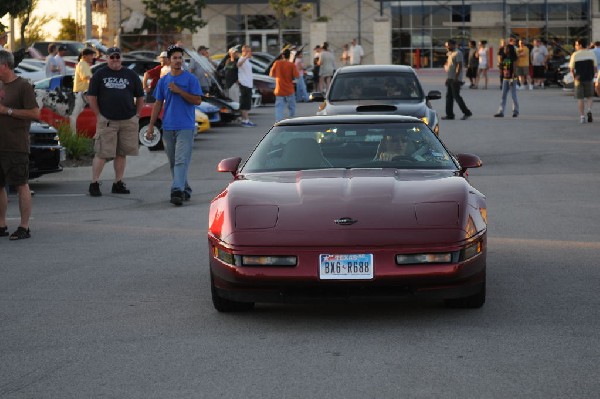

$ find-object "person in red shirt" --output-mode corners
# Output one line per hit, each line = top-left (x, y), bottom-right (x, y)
(142, 51), (169, 102)
(270, 49), (299, 122)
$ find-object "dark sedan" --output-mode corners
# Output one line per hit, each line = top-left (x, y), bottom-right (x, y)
(208, 115), (487, 312)
(311, 65), (442, 135)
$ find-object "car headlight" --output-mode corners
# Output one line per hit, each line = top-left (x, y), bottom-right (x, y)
(213, 247), (297, 267)
(421, 116), (429, 125)
(395, 238), (483, 265)
(396, 253), (453, 265)
(241, 256), (297, 266)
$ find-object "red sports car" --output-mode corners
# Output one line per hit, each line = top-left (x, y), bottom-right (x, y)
(208, 115), (487, 312)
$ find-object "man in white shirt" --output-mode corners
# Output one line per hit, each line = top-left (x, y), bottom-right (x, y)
(237, 45), (256, 127)
(349, 38), (364, 65)
(53, 45), (67, 76)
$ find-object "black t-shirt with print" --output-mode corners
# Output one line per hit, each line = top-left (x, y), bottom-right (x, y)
(88, 66), (143, 120)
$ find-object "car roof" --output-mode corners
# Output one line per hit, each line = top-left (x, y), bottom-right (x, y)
(275, 115), (423, 126)
(335, 64), (417, 75)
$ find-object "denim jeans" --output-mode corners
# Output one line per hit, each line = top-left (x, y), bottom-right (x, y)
(295, 76), (309, 102)
(499, 79), (519, 115)
(162, 129), (194, 196)
(275, 95), (296, 122)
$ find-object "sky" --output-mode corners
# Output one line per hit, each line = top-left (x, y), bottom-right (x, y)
(1, 0), (77, 41)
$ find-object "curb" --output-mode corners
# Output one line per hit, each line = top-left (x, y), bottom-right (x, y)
(35, 147), (169, 183)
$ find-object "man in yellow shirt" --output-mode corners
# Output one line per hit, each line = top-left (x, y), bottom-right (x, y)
(515, 39), (532, 90)
(70, 48), (95, 132)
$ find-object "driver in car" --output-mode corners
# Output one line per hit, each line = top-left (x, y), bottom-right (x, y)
(376, 134), (413, 161)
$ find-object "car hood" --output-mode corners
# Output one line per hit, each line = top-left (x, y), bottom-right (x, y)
(210, 169), (485, 247)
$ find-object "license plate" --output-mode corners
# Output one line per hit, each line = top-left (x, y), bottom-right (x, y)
(319, 254), (373, 280)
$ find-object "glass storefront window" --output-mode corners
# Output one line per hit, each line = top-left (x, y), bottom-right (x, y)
(451, 5), (471, 23)
(567, 2), (586, 20)
(548, 4), (567, 21)
(431, 6), (450, 26)
(247, 15), (278, 30)
(411, 6), (428, 28)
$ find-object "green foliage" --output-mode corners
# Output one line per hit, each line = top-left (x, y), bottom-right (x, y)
(0, 0), (30, 25)
(56, 123), (94, 160)
(269, 0), (312, 29)
(142, 0), (207, 34)
(56, 18), (82, 41)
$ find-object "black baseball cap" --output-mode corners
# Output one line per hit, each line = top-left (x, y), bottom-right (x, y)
(106, 47), (121, 55)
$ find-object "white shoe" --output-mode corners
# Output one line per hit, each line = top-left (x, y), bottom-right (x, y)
(580, 116), (586, 124)
(528, 84), (533, 90)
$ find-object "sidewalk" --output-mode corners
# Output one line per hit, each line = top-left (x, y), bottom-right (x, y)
(36, 146), (169, 182)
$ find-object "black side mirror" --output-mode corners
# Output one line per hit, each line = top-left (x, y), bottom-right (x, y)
(426, 90), (442, 100)
(309, 92), (325, 102)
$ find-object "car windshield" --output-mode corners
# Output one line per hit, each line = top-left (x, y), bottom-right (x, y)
(241, 122), (457, 172)
(328, 72), (424, 102)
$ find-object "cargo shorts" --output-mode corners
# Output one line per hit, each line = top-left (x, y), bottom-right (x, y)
(94, 115), (140, 159)
(0, 152), (29, 187)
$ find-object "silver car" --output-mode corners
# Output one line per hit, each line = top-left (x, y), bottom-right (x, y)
(311, 65), (442, 135)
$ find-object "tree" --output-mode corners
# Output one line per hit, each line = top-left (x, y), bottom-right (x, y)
(268, 0), (311, 30)
(141, 0), (207, 34)
(0, 0), (30, 33)
(22, 14), (53, 45)
(16, 0), (35, 49)
(56, 18), (82, 41)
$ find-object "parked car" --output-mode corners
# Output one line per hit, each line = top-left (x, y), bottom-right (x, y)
(214, 50), (277, 104)
(310, 65), (442, 135)
(29, 121), (65, 179)
(31, 41), (86, 57)
(33, 74), (220, 150)
(208, 114), (487, 312)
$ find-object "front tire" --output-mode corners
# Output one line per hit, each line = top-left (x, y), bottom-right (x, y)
(211, 273), (255, 312)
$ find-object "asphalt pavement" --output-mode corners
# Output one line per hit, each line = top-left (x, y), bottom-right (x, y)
(3, 68), (600, 398)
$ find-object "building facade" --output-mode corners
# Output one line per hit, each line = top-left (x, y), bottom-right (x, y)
(85, 0), (599, 68)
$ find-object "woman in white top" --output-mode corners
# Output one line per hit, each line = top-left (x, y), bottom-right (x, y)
(476, 41), (489, 89)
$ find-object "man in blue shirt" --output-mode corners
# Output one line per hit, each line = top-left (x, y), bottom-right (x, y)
(146, 45), (203, 205)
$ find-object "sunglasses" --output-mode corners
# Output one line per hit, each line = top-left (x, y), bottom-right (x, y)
(109, 54), (121, 60)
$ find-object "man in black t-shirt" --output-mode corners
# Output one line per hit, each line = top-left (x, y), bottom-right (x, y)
(86, 47), (144, 197)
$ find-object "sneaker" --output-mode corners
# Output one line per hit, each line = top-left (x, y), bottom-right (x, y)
(528, 84), (533, 90)
(241, 120), (256, 127)
(89, 182), (102, 197)
(183, 191), (191, 201)
(587, 111), (593, 123)
(580, 116), (586, 124)
(494, 113), (504, 118)
(512, 112), (519, 118)
(170, 190), (183, 206)
(460, 113), (472, 120)
(0, 226), (8, 237)
(111, 180), (130, 194)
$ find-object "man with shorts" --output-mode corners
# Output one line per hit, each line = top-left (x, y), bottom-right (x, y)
(237, 45), (256, 127)
(516, 39), (532, 90)
(145, 45), (202, 206)
(531, 39), (549, 88)
(0, 50), (40, 240)
(569, 39), (597, 123)
(87, 47), (144, 196)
